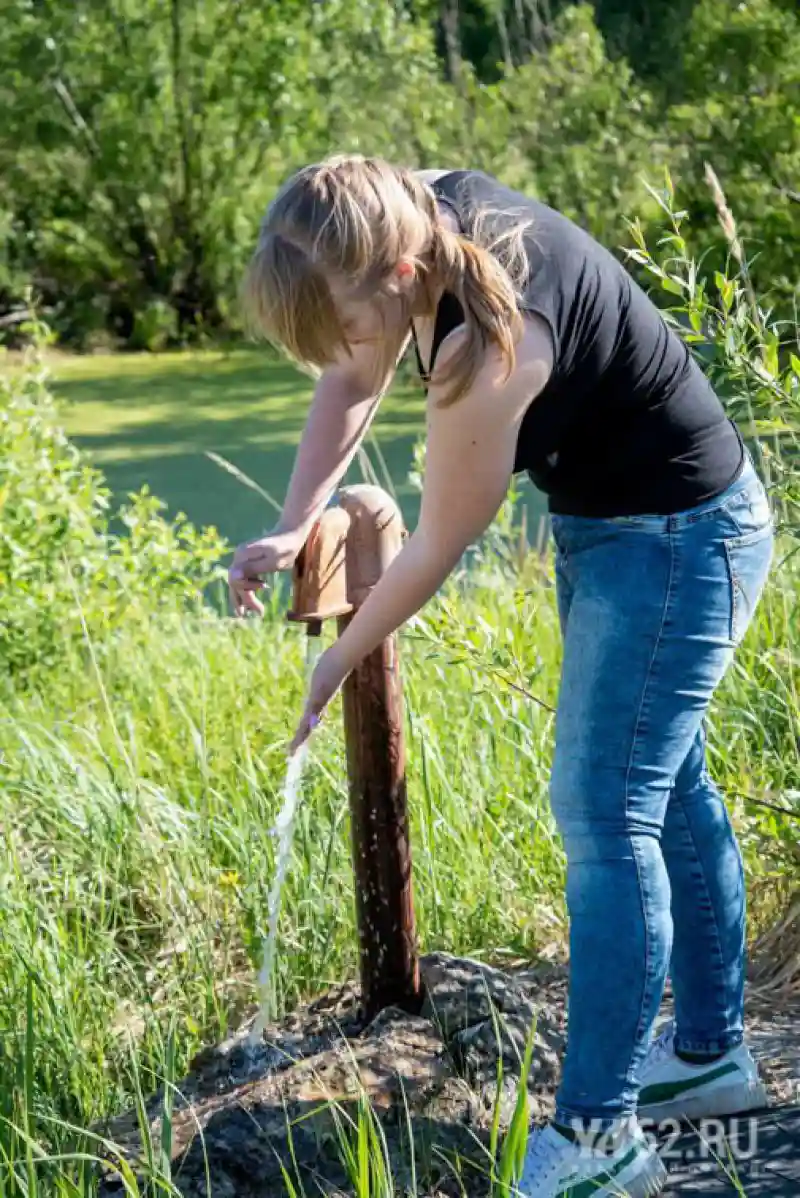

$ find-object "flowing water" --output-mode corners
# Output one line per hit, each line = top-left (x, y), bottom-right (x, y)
(248, 635), (322, 1047)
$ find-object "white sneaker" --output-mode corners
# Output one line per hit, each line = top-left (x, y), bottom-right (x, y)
(516, 1118), (667, 1197)
(637, 1021), (769, 1124)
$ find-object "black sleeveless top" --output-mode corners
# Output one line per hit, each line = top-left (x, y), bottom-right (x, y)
(413, 170), (744, 518)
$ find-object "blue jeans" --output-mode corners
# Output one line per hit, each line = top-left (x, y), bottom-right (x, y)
(549, 457), (774, 1131)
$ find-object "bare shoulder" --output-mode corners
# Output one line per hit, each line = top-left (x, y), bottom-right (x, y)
(514, 311), (555, 384)
(428, 310), (553, 425)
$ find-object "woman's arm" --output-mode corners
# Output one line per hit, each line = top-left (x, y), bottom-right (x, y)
(275, 334), (410, 542)
(322, 316), (554, 676)
(272, 369), (382, 543)
(228, 332), (409, 615)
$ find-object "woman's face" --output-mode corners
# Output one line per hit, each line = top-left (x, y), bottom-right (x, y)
(328, 267), (416, 347)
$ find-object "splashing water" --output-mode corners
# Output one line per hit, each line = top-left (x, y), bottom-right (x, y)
(247, 744), (308, 1044)
(248, 635), (322, 1047)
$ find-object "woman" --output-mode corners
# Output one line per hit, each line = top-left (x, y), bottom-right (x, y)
(229, 157), (773, 1197)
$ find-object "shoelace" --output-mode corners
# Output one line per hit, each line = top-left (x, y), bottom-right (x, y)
(647, 1021), (676, 1067)
(518, 1127), (570, 1189)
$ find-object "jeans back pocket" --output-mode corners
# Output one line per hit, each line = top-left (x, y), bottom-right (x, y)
(723, 523), (774, 645)
(723, 482), (773, 539)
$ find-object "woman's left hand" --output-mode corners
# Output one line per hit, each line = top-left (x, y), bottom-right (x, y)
(289, 645), (350, 755)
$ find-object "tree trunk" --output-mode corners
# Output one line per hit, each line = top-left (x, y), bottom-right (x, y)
(439, 0), (464, 89)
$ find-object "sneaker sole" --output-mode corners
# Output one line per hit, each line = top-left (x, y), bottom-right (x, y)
(638, 1078), (770, 1126)
(573, 1149), (668, 1197)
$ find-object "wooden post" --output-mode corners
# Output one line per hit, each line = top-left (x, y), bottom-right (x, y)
(336, 486), (421, 1019)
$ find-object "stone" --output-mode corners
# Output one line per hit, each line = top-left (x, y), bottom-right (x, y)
(420, 951), (565, 1108)
(420, 952), (539, 1037)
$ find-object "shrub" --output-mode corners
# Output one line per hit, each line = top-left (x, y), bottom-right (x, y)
(0, 324), (227, 685)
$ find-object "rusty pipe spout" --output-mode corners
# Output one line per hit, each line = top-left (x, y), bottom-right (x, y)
(336, 486), (421, 1019)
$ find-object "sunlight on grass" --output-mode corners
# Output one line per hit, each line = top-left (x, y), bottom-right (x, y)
(2, 175), (798, 1191)
(48, 348), (440, 546)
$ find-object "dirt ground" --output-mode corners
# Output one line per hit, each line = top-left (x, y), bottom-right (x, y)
(98, 951), (800, 1197)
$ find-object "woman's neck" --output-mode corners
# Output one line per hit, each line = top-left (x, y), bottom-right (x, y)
(414, 200), (461, 317)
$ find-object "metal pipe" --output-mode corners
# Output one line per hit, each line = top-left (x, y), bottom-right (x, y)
(337, 485), (421, 1019)
(287, 489), (421, 1019)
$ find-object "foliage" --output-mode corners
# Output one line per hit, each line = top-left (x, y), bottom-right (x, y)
(479, 5), (664, 245)
(2, 0), (798, 346)
(665, 0), (800, 309)
(625, 167), (799, 530)
(0, 215), (798, 1181)
(0, 0), (451, 347)
(0, 323), (225, 683)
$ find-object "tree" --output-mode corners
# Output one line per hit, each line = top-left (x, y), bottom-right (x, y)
(467, 6), (661, 246)
(0, 0), (453, 346)
(665, 0), (800, 308)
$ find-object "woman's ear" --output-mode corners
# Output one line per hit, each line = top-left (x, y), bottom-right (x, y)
(393, 258), (416, 291)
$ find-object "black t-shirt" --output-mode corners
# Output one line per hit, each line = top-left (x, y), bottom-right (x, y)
(413, 169), (744, 518)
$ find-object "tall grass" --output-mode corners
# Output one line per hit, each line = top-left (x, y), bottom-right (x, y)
(0, 559), (567, 1193)
(0, 180), (798, 1194)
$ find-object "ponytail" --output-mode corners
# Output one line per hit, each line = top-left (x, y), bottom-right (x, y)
(244, 155), (532, 407)
(426, 221), (525, 407)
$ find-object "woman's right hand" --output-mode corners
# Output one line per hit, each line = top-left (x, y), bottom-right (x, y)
(228, 529), (303, 617)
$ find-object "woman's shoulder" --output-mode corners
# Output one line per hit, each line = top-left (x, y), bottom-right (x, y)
(424, 171), (606, 268)
(412, 168), (456, 186)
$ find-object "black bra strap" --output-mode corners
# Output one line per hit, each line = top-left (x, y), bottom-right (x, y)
(410, 292), (466, 390)
(430, 291), (466, 376)
(410, 174), (468, 388)
(411, 324), (427, 385)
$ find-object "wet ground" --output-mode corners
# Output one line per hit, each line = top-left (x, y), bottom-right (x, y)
(99, 953), (800, 1196)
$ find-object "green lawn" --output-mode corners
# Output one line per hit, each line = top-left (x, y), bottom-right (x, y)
(53, 347), (547, 550)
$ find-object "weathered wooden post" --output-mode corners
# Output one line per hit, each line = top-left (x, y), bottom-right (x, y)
(287, 487), (421, 1020)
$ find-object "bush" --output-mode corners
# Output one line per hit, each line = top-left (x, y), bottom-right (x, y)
(129, 299), (178, 352)
(0, 324), (227, 684)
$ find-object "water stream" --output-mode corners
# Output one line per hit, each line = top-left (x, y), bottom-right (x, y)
(248, 635), (322, 1047)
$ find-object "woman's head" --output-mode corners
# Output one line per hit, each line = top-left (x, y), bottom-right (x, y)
(242, 155), (528, 405)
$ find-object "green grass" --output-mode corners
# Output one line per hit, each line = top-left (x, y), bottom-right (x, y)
(3, 193), (799, 1192)
(0, 533), (795, 1195)
(0, 553), (567, 1191)
(51, 346), (548, 550)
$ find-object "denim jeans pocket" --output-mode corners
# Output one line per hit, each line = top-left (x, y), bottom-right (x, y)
(723, 522), (774, 644)
(721, 479), (773, 538)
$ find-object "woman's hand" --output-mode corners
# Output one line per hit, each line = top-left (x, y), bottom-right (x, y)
(228, 529), (303, 617)
(289, 645), (349, 754)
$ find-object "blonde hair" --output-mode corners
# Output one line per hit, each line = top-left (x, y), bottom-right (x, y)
(242, 154), (532, 406)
